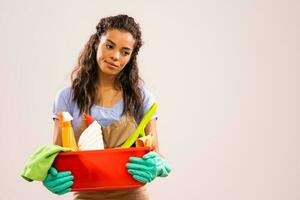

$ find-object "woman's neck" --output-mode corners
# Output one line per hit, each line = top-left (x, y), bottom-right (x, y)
(96, 72), (122, 107)
(97, 71), (118, 90)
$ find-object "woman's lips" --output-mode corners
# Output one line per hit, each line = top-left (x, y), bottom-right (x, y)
(104, 60), (118, 68)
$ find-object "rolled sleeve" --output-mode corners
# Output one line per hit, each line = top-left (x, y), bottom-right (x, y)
(52, 87), (72, 120)
(141, 86), (158, 120)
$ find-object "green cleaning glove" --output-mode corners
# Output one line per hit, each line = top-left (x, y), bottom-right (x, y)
(43, 167), (74, 195)
(126, 151), (171, 183)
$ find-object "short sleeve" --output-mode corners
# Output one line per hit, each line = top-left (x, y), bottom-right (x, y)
(141, 86), (158, 120)
(52, 87), (73, 120)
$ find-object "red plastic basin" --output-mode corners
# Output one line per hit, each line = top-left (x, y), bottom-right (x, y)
(53, 147), (151, 191)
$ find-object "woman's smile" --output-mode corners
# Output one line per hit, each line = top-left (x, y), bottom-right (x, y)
(104, 60), (119, 69)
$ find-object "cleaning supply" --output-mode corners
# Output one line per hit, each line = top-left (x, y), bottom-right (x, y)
(126, 151), (172, 183)
(59, 112), (78, 151)
(43, 166), (74, 195)
(78, 114), (104, 150)
(20, 145), (71, 182)
(135, 134), (153, 148)
(121, 103), (158, 148)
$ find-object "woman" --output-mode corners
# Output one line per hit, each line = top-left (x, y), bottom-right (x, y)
(42, 14), (171, 200)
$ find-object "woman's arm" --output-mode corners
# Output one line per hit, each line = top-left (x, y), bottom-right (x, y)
(53, 119), (62, 146)
(145, 119), (160, 153)
(127, 118), (172, 183)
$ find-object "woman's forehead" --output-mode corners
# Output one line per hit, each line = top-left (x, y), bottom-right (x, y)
(102, 29), (135, 49)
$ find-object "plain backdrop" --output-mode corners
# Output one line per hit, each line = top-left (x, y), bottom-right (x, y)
(0, 0), (299, 199)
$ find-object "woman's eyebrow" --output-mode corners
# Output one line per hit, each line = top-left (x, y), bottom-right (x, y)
(107, 39), (132, 51)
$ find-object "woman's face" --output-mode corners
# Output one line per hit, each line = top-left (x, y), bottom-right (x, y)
(96, 29), (136, 76)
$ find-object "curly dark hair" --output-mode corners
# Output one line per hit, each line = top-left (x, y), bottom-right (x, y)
(71, 14), (144, 122)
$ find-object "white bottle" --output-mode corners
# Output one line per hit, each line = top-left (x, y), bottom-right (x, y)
(78, 114), (104, 150)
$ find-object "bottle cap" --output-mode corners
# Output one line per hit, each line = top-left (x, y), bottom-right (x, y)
(83, 113), (95, 125)
(59, 112), (73, 127)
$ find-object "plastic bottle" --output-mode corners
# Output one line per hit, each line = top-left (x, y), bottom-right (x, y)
(78, 114), (104, 150)
(59, 112), (79, 151)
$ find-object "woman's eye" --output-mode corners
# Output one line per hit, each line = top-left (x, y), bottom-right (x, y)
(121, 51), (130, 56)
(105, 44), (113, 49)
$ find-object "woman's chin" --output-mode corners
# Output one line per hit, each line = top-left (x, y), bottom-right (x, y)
(101, 68), (119, 76)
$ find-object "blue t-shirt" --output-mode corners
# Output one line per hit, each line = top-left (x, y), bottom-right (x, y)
(52, 86), (158, 136)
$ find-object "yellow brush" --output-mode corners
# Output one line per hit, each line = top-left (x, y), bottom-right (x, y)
(121, 103), (158, 148)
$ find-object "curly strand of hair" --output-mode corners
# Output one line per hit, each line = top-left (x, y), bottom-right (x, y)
(71, 34), (99, 114)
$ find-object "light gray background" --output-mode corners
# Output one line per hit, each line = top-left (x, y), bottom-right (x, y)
(0, 0), (299, 199)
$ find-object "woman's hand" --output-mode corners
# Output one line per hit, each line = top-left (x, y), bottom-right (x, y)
(126, 151), (171, 183)
(43, 167), (74, 195)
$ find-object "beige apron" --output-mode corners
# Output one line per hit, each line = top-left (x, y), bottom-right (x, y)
(73, 115), (150, 200)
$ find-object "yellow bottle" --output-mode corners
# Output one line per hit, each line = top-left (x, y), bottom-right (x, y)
(59, 112), (78, 151)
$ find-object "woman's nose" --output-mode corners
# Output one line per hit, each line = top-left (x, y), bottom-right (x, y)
(110, 50), (120, 61)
